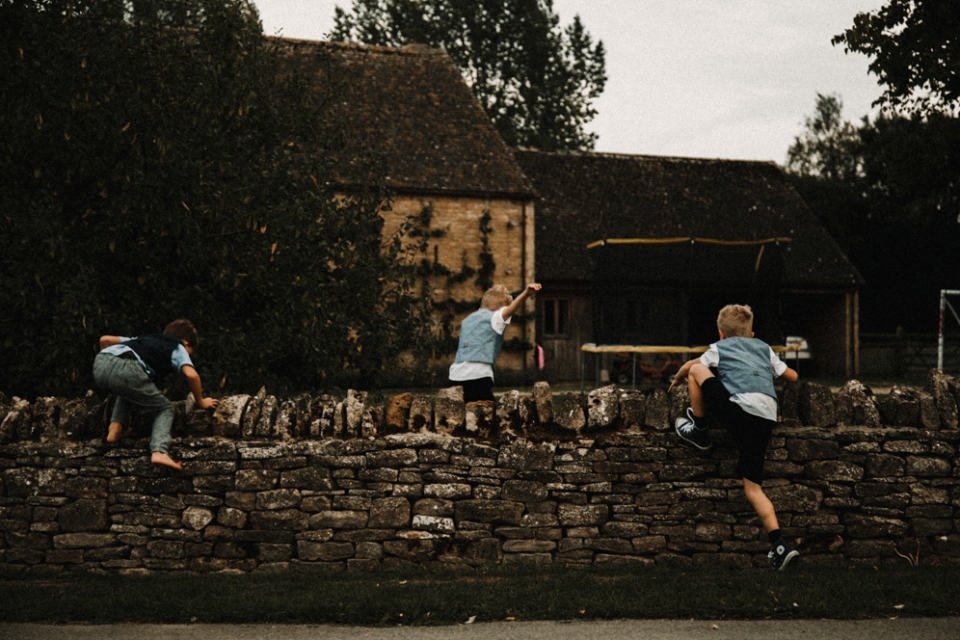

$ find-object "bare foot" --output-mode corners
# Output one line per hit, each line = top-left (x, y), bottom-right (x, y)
(151, 451), (183, 471)
(106, 422), (132, 443)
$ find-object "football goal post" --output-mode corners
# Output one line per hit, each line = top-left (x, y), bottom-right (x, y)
(939, 289), (960, 371)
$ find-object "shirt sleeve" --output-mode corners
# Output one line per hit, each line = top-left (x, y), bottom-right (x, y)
(699, 344), (720, 368)
(491, 308), (511, 335)
(171, 344), (195, 372)
(769, 348), (789, 377)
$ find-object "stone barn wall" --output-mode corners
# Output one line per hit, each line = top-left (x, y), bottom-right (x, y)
(1, 371), (959, 573)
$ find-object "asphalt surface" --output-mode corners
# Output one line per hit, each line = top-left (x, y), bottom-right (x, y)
(2, 619), (958, 640)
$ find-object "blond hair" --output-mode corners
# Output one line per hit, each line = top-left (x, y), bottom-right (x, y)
(480, 284), (512, 310)
(717, 304), (753, 338)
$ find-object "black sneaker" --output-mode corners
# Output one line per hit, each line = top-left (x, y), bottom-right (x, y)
(768, 539), (799, 570)
(674, 407), (711, 450)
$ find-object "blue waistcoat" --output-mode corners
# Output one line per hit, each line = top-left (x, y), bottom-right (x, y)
(124, 334), (182, 383)
(454, 309), (504, 364)
(716, 337), (777, 399)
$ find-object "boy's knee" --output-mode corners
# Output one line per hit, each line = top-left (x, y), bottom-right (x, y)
(688, 362), (715, 384)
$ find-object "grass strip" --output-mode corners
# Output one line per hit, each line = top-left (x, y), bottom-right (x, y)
(1, 563), (958, 625)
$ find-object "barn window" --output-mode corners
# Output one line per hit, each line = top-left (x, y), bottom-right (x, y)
(542, 298), (569, 336)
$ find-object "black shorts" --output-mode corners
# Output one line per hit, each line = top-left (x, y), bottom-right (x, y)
(452, 377), (494, 403)
(701, 377), (775, 484)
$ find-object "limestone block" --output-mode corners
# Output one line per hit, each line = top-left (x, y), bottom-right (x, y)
(644, 388), (670, 431)
(779, 381), (800, 422)
(309, 396), (338, 438)
(248, 509), (309, 531)
(434, 387), (464, 434)
(385, 393), (413, 433)
(918, 391), (942, 429)
(32, 396), (61, 442)
(309, 510), (368, 529)
(501, 479), (548, 502)
(844, 514), (909, 538)
(618, 389), (645, 433)
(557, 503), (608, 526)
(454, 499), (524, 525)
(497, 390), (526, 439)
(59, 499), (109, 532)
(362, 406), (382, 439)
(799, 381), (836, 427)
(927, 369), (958, 429)
(465, 401), (494, 439)
(368, 497), (411, 529)
(294, 394), (314, 439)
(298, 540), (353, 562)
(497, 440), (555, 471)
(668, 384), (690, 425)
(53, 532), (117, 549)
(274, 399), (298, 440)
(412, 515), (455, 533)
(241, 387), (267, 439)
(878, 386), (921, 427)
(1, 397), (31, 444)
(408, 395), (433, 432)
(254, 395), (278, 438)
(413, 498), (454, 517)
(60, 391), (103, 441)
(182, 506), (215, 531)
(333, 400), (345, 437)
(835, 380), (880, 427)
(555, 393), (585, 433)
(255, 489), (302, 510)
(533, 381), (553, 424)
(344, 390), (367, 438)
(805, 460), (864, 482)
(586, 385), (619, 430)
(212, 395), (249, 438)
(217, 507), (248, 529)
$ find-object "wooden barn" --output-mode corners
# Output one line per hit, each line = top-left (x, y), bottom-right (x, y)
(514, 150), (864, 382)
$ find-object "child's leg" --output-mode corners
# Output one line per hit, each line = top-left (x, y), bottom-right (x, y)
(95, 354), (181, 469)
(107, 397), (133, 442)
(742, 477), (779, 534)
(685, 362), (715, 419)
(147, 401), (179, 469)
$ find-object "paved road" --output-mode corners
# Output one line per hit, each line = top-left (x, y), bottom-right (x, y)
(3, 619), (958, 640)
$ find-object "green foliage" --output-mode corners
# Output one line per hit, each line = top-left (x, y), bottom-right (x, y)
(0, 0), (426, 398)
(785, 94), (960, 332)
(833, 0), (960, 115)
(330, 0), (607, 151)
(785, 94), (865, 183)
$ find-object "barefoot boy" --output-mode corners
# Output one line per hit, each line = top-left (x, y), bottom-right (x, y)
(668, 304), (800, 570)
(93, 319), (218, 470)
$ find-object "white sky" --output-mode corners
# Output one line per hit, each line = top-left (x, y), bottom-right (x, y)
(251, 0), (886, 164)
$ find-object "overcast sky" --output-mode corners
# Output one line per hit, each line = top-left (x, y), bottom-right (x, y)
(251, 0), (887, 164)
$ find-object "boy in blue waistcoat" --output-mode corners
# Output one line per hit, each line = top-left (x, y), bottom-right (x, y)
(449, 282), (541, 403)
(668, 304), (800, 570)
(93, 319), (218, 470)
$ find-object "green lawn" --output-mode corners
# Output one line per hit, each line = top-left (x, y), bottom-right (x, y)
(2, 562), (958, 625)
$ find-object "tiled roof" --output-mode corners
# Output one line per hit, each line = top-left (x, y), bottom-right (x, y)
(514, 150), (863, 289)
(277, 38), (534, 198)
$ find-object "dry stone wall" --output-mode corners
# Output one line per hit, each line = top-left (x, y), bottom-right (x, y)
(1, 370), (960, 573)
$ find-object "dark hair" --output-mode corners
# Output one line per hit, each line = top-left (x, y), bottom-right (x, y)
(163, 319), (199, 348)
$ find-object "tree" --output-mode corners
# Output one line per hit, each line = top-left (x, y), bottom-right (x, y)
(0, 0), (425, 398)
(833, 0), (960, 115)
(785, 95), (960, 333)
(330, 0), (607, 151)
(786, 94), (865, 182)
